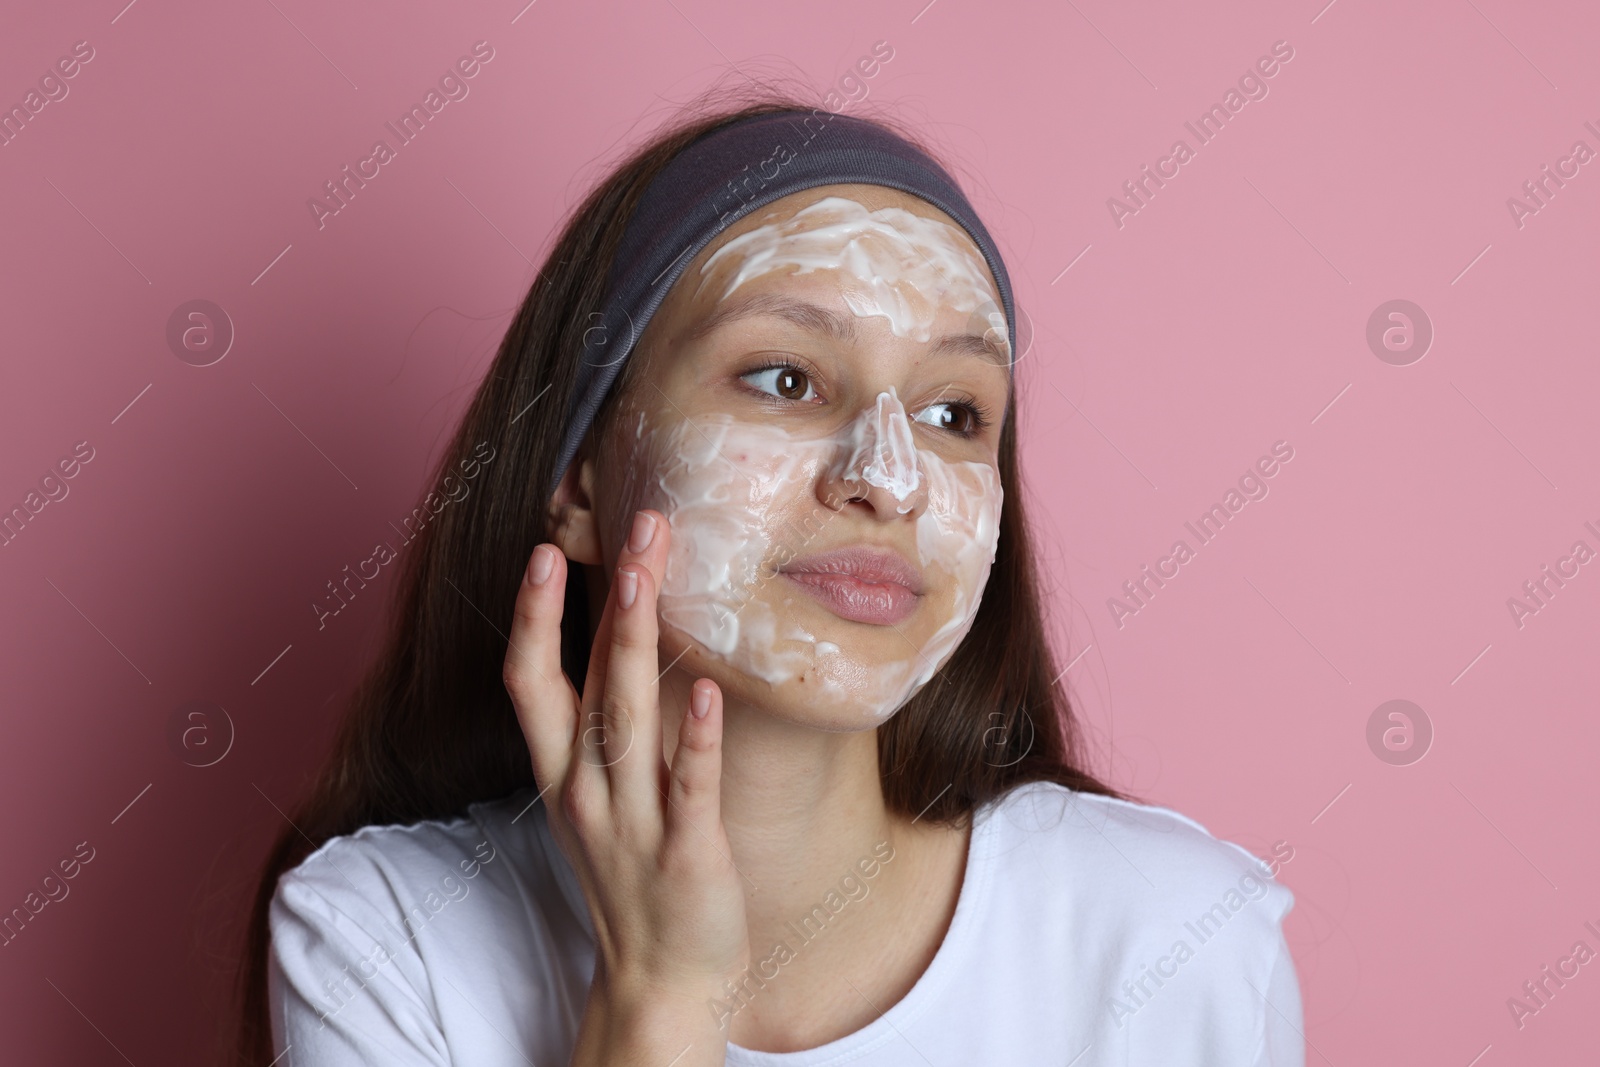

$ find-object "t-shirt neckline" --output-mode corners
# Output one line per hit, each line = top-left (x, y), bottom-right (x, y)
(529, 791), (1004, 1065)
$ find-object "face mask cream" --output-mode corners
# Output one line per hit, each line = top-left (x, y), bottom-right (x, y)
(606, 193), (1007, 720)
(616, 389), (1001, 721)
(697, 195), (1011, 361)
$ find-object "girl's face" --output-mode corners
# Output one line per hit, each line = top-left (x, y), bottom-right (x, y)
(590, 184), (1011, 729)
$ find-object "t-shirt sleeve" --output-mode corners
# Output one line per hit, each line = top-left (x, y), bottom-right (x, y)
(1250, 924), (1305, 1067)
(267, 859), (452, 1066)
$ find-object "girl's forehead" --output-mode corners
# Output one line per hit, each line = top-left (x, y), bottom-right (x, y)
(718, 182), (952, 235)
(619, 184), (1010, 393)
(686, 183), (994, 294)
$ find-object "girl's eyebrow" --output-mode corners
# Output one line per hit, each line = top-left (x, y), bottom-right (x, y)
(927, 330), (1009, 366)
(687, 293), (858, 345)
(688, 292), (1008, 366)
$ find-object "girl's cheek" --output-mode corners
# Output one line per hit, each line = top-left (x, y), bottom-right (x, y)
(611, 406), (1003, 718)
(912, 459), (1003, 632)
(644, 419), (801, 662)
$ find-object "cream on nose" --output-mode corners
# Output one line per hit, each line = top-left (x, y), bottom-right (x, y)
(839, 388), (922, 504)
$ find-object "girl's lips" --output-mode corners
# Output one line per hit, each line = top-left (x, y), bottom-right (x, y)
(780, 570), (921, 625)
(779, 546), (925, 625)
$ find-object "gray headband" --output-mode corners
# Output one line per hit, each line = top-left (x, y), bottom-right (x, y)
(550, 107), (1017, 497)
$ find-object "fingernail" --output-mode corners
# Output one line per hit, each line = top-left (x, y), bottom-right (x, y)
(529, 545), (555, 586)
(627, 510), (657, 553)
(690, 681), (711, 719)
(616, 567), (638, 609)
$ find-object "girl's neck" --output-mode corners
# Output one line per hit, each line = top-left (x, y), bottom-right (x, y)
(661, 678), (972, 1049)
(663, 672), (901, 890)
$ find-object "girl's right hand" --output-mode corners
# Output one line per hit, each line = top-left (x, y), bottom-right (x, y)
(502, 510), (750, 1055)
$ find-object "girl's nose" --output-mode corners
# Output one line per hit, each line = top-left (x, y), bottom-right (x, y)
(839, 388), (922, 504)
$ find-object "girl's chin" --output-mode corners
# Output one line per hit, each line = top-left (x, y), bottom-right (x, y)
(657, 632), (922, 729)
(724, 688), (912, 732)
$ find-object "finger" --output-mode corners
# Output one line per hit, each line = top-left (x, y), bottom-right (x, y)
(664, 678), (724, 851)
(617, 509), (671, 596)
(616, 509), (671, 778)
(580, 508), (671, 694)
(594, 558), (664, 820)
(503, 544), (578, 793)
(571, 509), (671, 808)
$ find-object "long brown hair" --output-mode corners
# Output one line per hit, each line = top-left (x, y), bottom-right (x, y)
(230, 85), (1123, 1065)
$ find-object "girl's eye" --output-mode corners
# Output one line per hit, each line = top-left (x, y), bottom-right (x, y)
(741, 364), (816, 402)
(741, 363), (993, 438)
(914, 402), (986, 437)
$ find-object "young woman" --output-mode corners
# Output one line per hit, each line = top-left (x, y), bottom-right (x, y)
(235, 94), (1304, 1066)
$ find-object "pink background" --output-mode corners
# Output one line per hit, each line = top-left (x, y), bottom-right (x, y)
(2, 0), (1597, 1061)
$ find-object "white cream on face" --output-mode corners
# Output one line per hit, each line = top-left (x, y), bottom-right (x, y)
(616, 193), (1008, 721)
(696, 195), (1012, 361)
(838, 388), (921, 513)
(626, 392), (1002, 720)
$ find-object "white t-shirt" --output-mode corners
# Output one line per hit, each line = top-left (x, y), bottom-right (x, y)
(268, 779), (1304, 1066)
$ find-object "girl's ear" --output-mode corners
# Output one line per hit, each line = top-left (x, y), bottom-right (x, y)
(546, 452), (603, 565)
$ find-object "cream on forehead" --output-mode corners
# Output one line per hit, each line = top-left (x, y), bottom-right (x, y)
(620, 388), (1003, 721)
(695, 195), (1010, 356)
